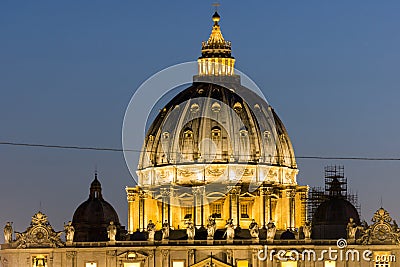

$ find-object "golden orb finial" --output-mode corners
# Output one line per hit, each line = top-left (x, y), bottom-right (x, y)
(212, 11), (221, 24)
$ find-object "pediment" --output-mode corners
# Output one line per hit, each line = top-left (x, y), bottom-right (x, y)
(206, 192), (226, 198)
(240, 192), (256, 198)
(177, 192), (193, 199)
(190, 257), (232, 267)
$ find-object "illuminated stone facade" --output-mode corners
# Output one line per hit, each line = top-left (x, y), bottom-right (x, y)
(2, 208), (400, 267)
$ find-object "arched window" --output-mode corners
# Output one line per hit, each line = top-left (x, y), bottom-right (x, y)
(233, 102), (242, 112)
(211, 126), (221, 139)
(240, 126), (248, 137)
(183, 128), (193, 139)
(162, 132), (170, 139)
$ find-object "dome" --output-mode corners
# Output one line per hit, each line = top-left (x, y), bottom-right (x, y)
(137, 81), (298, 186)
(312, 198), (360, 239)
(136, 11), (298, 187)
(72, 174), (124, 242)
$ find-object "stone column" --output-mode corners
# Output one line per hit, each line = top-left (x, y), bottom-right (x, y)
(192, 186), (205, 228)
(188, 249), (195, 266)
(48, 254), (53, 267)
(106, 250), (117, 267)
(66, 251), (76, 267)
(126, 187), (137, 234)
(139, 191), (144, 231)
(161, 249), (169, 267)
(260, 186), (273, 228)
(139, 190), (149, 231)
(226, 249), (233, 265)
(260, 187), (266, 228)
(228, 186), (241, 227)
(285, 189), (296, 229)
(252, 248), (260, 267)
(160, 187), (171, 225)
(148, 250), (155, 267)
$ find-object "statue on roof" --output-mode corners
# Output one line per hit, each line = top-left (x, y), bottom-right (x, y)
(162, 220), (170, 240)
(107, 221), (117, 242)
(4, 222), (13, 244)
(64, 221), (75, 243)
(207, 216), (216, 240)
(303, 221), (312, 240)
(186, 220), (195, 241)
(147, 220), (156, 241)
(347, 218), (358, 240)
(224, 218), (235, 240)
(249, 219), (259, 239)
(266, 221), (276, 242)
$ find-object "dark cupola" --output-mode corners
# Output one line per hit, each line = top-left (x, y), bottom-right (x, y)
(72, 172), (125, 242)
(312, 166), (360, 239)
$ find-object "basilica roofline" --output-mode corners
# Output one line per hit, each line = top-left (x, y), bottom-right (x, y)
(4, 239), (400, 249)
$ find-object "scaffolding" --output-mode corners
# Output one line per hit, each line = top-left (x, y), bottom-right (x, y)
(307, 165), (361, 221)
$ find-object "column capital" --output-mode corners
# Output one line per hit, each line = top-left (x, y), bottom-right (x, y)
(126, 192), (136, 202)
(260, 186), (273, 195)
(285, 189), (296, 198)
(161, 249), (169, 258)
(160, 187), (172, 198)
(139, 189), (150, 199)
(66, 251), (76, 258)
(192, 185), (205, 195)
(106, 250), (117, 256)
(227, 185), (241, 195)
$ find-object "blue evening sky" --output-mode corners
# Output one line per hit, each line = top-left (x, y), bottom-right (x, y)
(1, 0), (400, 231)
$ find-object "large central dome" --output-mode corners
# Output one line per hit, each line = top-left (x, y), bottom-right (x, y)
(137, 12), (298, 187)
(126, 10), (307, 234)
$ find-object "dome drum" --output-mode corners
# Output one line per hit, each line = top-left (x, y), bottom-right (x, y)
(137, 164), (298, 187)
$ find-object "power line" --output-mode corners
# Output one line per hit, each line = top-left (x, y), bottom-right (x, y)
(0, 141), (135, 152)
(1, 141), (400, 161)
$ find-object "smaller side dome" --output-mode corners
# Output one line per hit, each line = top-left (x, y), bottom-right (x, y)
(72, 173), (125, 242)
(312, 198), (360, 240)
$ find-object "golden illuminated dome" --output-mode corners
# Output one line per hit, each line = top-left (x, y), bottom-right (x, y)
(136, 11), (298, 187)
(137, 83), (297, 185)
